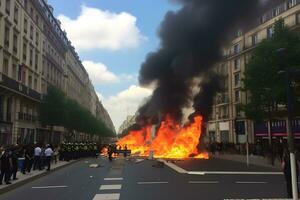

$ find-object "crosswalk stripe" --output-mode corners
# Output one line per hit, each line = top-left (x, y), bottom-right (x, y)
(235, 181), (268, 184)
(104, 178), (123, 181)
(100, 185), (122, 190)
(92, 193), (120, 200)
(137, 181), (168, 184)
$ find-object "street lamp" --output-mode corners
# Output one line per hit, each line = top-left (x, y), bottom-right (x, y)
(276, 47), (298, 200)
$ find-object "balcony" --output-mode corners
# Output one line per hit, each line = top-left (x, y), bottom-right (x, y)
(18, 112), (38, 122)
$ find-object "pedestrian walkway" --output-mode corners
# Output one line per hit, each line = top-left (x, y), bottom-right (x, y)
(212, 153), (281, 169)
(0, 160), (75, 192)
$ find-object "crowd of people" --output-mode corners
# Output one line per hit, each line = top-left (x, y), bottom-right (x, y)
(0, 144), (55, 185)
(0, 142), (99, 185)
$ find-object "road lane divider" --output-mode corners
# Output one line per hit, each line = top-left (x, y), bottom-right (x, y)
(104, 178), (123, 181)
(188, 181), (219, 184)
(32, 185), (68, 189)
(137, 181), (168, 185)
(235, 181), (268, 184)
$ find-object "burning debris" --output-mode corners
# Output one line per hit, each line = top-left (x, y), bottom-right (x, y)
(118, 0), (272, 159)
(117, 115), (208, 159)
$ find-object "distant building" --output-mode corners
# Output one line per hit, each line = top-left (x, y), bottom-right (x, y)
(118, 115), (136, 135)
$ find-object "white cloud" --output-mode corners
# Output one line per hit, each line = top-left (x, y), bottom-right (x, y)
(100, 85), (153, 130)
(58, 5), (146, 51)
(83, 60), (119, 85)
(96, 92), (104, 101)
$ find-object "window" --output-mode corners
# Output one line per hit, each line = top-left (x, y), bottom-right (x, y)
(288, 0), (297, 8)
(36, 32), (39, 46)
(14, 6), (19, 23)
(5, 0), (11, 15)
(23, 42), (27, 61)
(30, 25), (33, 40)
(12, 63), (17, 80)
(234, 59), (241, 70)
(35, 52), (38, 70)
(29, 48), (33, 66)
(24, 0), (28, 10)
(35, 15), (39, 24)
(13, 32), (18, 54)
(267, 26), (274, 39)
(24, 18), (28, 33)
(34, 78), (37, 90)
(28, 75), (32, 88)
(235, 90), (241, 102)
(3, 57), (9, 75)
(297, 13), (300, 24)
(4, 25), (10, 49)
(30, 7), (33, 17)
(234, 74), (240, 86)
(252, 34), (258, 46)
(234, 43), (240, 54)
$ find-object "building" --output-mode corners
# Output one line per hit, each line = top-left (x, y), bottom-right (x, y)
(207, 0), (300, 144)
(0, 0), (114, 145)
(118, 115), (136, 135)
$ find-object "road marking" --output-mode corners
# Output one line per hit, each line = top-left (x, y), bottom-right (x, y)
(157, 159), (188, 174)
(235, 181), (268, 184)
(104, 178), (123, 181)
(92, 193), (120, 200)
(189, 181), (219, 184)
(137, 181), (168, 185)
(100, 184), (122, 190)
(32, 186), (68, 189)
(188, 171), (283, 175)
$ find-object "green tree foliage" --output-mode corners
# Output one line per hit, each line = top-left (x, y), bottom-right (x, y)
(40, 86), (115, 139)
(243, 20), (300, 121)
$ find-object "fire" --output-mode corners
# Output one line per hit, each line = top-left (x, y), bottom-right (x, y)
(117, 115), (209, 159)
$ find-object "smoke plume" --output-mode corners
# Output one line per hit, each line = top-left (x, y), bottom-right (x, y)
(137, 0), (270, 122)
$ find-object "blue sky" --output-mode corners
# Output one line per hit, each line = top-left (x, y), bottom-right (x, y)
(48, 0), (179, 130)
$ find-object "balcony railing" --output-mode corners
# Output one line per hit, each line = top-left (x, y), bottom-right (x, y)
(18, 112), (38, 122)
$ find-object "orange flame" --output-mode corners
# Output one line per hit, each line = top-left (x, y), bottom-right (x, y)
(117, 115), (209, 159)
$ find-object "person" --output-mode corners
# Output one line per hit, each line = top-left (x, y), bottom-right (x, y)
(282, 149), (299, 198)
(22, 145), (33, 174)
(0, 146), (12, 185)
(44, 145), (53, 171)
(108, 145), (113, 161)
(124, 145), (128, 158)
(10, 145), (19, 180)
(33, 144), (42, 170)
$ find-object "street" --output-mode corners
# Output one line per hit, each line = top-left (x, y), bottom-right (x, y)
(0, 156), (288, 200)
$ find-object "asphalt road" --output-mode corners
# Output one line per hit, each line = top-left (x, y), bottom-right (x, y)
(0, 156), (290, 200)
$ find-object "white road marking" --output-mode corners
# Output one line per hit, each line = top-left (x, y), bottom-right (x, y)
(189, 181), (219, 184)
(157, 159), (188, 174)
(92, 193), (120, 200)
(235, 181), (268, 184)
(160, 159), (283, 176)
(32, 186), (68, 189)
(104, 178), (123, 181)
(100, 184), (122, 190)
(188, 171), (283, 175)
(137, 181), (168, 185)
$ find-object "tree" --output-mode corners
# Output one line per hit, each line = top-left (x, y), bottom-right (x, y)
(40, 86), (115, 142)
(243, 20), (300, 121)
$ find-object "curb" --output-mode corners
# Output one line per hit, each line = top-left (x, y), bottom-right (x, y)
(0, 159), (81, 195)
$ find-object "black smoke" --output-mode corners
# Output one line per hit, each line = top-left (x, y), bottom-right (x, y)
(137, 0), (269, 122)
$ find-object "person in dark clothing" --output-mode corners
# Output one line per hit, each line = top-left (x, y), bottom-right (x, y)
(10, 145), (19, 180)
(0, 147), (12, 185)
(22, 146), (33, 174)
(108, 145), (113, 161)
(282, 150), (299, 198)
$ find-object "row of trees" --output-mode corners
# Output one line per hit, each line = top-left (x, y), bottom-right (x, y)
(40, 86), (115, 141)
(242, 20), (300, 123)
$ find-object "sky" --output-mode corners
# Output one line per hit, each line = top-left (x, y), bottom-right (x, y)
(48, 0), (179, 131)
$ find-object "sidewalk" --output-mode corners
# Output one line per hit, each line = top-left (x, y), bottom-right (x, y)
(0, 160), (76, 194)
(211, 153), (281, 169)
